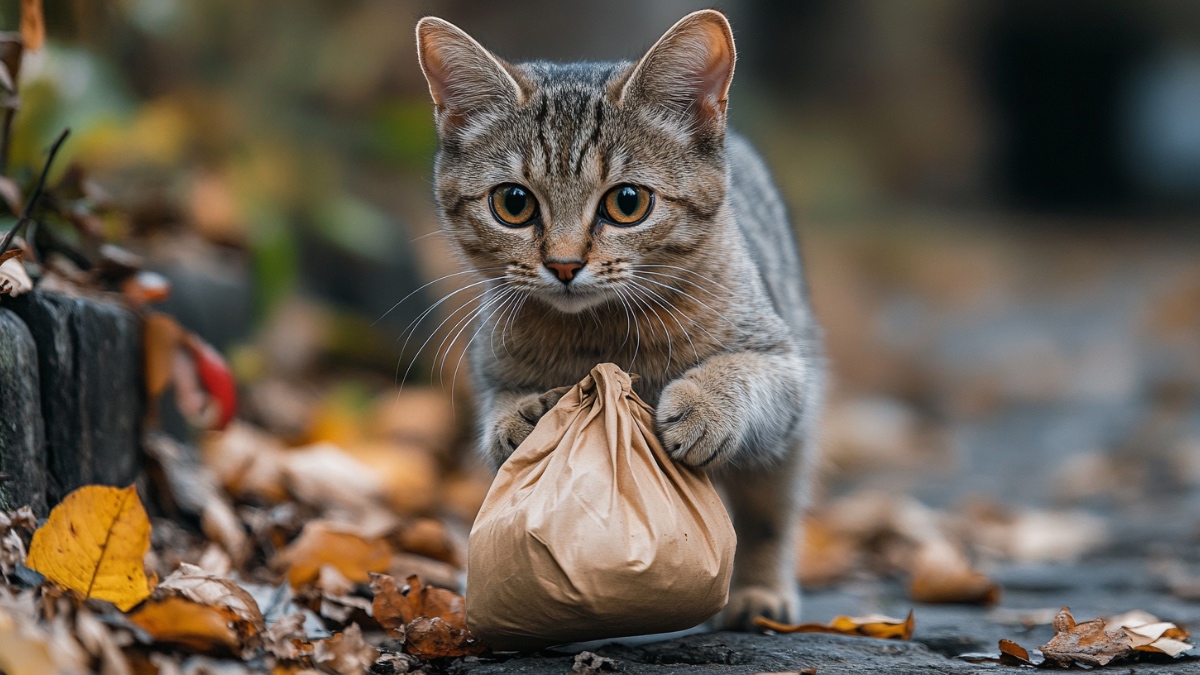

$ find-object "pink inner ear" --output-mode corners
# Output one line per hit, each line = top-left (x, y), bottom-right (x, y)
(693, 21), (734, 106)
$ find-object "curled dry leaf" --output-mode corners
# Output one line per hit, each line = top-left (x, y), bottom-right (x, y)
(1017, 606), (1196, 667)
(370, 574), (483, 658)
(371, 573), (467, 633)
(0, 252), (32, 296)
(312, 623), (378, 675)
(754, 610), (915, 641)
(128, 563), (265, 658)
(25, 485), (155, 611)
(908, 540), (1000, 605)
(128, 595), (246, 656)
(297, 565), (374, 628)
(998, 638), (1034, 666)
(275, 521), (393, 588)
(263, 612), (309, 661)
(405, 616), (486, 659)
(202, 422), (289, 503)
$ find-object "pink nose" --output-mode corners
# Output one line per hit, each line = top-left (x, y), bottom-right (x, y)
(545, 260), (584, 283)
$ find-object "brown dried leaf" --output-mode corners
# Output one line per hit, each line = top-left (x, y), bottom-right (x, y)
(263, 612), (310, 661)
(1039, 607), (1133, 667)
(908, 541), (1000, 605)
(998, 638), (1033, 666)
(144, 312), (184, 400)
(312, 623), (378, 675)
(755, 610), (914, 641)
(275, 521), (393, 588)
(129, 564), (265, 658)
(127, 595), (244, 656)
(405, 616), (485, 658)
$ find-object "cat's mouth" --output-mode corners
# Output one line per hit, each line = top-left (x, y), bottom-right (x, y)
(535, 282), (611, 314)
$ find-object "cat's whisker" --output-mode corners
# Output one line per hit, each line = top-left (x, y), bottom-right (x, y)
(625, 281), (675, 370)
(395, 275), (507, 352)
(435, 284), (516, 385)
(629, 281), (701, 366)
(636, 264), (732, 296)
(375, 266), (505, 326)
(454, 288), (520, 403)
(396, 287), (491, 395)
(628, 273), (743, 336)
(628, 274), (725, 346)
(501, 294), (527, 358)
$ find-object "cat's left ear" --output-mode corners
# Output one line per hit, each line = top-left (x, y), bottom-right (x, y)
(618, 10), (736, 131)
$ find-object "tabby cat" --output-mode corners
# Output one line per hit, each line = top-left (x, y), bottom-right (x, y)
(415, 9), (823, 628)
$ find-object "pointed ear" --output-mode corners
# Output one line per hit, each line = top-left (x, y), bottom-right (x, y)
(618, 10), (736, 131)
(415, 17), (525, 131)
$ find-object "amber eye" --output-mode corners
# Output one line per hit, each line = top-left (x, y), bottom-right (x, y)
(490, 184), (538, 227)
(601, 185), (653, 226)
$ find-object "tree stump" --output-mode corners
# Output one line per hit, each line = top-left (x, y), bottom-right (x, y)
(0, 291), (142, 512)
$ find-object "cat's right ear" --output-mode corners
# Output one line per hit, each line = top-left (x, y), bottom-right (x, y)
(415, 17), (525, 132)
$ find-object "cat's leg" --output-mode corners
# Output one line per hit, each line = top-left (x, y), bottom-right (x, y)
(719, 449), (806, 628)
(479, 386), (571, 468)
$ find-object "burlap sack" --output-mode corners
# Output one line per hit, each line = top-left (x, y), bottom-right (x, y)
(466, 363), (736, 650)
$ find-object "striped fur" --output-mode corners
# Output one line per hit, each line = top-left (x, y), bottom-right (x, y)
(417, 10), (824, 629)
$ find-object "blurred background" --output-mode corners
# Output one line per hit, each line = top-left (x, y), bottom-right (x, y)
(9, 0), (1200, 530)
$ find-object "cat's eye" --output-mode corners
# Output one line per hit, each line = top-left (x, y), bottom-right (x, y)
(490, 184), (538, 227)
(601, 185), (653, 226)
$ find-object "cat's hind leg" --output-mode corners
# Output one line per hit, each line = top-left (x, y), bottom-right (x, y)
(718, 447), (808, 629)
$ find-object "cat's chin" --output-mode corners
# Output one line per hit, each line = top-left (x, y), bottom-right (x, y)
(536, 288), (610, 314)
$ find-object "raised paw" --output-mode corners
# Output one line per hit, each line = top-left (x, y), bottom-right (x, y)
(490, 386), (571, 465)
(720, 585), (800, 631)
(655, 376), (741, 468)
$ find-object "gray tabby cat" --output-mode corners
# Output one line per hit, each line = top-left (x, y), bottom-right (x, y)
(415, 10), (823, 628)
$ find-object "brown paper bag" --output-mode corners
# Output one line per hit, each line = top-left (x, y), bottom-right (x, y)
(466, 363), (736, 650)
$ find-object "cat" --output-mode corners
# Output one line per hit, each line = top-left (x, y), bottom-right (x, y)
(415, 9), (823, 629)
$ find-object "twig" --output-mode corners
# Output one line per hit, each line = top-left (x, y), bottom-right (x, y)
(0, 127), (69, 257)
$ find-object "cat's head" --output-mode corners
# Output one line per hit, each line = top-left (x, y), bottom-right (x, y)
(416, 11), (736, 314)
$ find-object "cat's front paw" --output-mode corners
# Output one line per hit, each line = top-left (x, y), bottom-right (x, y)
(489, 386), (570, 465)
(656, 376), (741, 469)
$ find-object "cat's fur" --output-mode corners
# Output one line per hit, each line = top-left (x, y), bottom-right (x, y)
(416, 10), (823, 628)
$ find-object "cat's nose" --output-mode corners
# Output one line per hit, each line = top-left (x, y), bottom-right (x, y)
(545, 260), (585, 284)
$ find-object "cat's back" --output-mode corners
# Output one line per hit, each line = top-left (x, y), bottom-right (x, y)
(726, 133), (814, 341)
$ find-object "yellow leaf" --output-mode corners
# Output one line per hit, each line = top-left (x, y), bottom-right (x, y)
(754, 610), (914, 641)
(128, 596), (242, 655)
(20, 0), (44, 51)
(26, 485), (154, 611)
(274, 521), (393, 588)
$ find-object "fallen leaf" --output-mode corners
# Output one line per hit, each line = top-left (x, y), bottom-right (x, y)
(796, 516), (859, 588)
(295, 565), (374, 628)
(0, 252), (33, 296)
(202, 422), (289, 503)
(20, 0), (44, 51)
(371, 574), (466, 631)
(74, 607), (134, 675)
(311, 623), (378, 675)
(908, 540), (1000, 605)
(394, 519), (460, 566)
(275, 521), (393, 588)
(1032, 606), (1193, 667)
(263, 612), (310, 661)
(159, 564), (265, 634)
(998, 638), (1033, 666)
(404, 616), (485, 658)
(128, 595), (244, 656)
(754, 610), (914, 640)
(26, 485), (154, 611)
(144, 312), (184, 400)
(0, 601), (59, 675)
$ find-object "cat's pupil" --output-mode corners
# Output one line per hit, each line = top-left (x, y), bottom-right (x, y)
(616, 187), (638, 216)
(504, 188), (528, 216)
